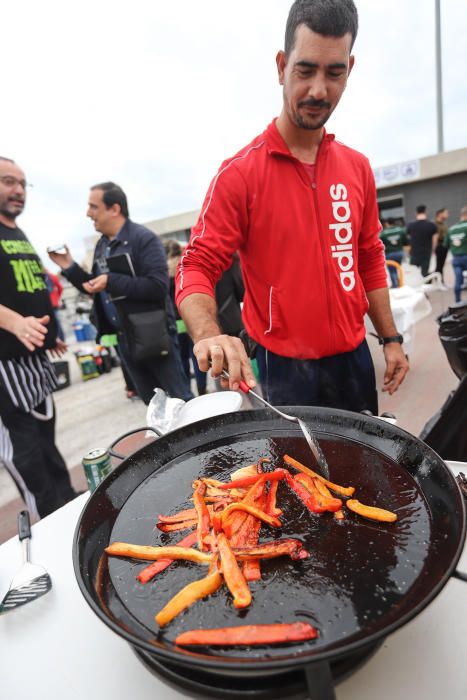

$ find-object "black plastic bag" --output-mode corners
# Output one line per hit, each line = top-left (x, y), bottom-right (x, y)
(437, 300), (467, 379)
(419, 374), (467, 461)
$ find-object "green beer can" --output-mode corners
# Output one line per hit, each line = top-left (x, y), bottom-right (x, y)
(82, 447), (112, 492)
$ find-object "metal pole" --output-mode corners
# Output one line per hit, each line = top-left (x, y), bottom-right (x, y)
(435, 0), (444, 153)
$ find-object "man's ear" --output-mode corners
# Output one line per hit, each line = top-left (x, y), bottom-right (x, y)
(348, 54), (355, 77)
(276, 50), (287, 85)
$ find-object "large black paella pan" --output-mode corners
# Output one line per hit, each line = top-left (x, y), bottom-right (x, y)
(73, 407), (465, 684)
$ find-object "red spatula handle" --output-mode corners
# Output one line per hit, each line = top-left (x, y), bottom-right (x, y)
(238, 380), (251, 393)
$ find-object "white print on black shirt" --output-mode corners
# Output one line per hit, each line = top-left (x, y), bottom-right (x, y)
(329, 183), (355, 292)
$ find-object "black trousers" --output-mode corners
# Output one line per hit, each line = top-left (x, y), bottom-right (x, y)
(117, 330), (194, 405)
(435, 244), (448, 279)
(255, 339), (378, 415)
(0, 387), (76, 517)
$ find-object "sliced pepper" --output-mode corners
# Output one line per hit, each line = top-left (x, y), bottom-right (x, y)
(216, 468), (288, 491)
(158, 507), (199, 523)
(294, 474), (342, 512)
(175, 621), (318, 646)
(283, 454), (355, 497)
(136, 531), (198, 584)
(105, 542), (212, 564)
(242, 489), (267, 582)
(346, 499), (397, 523)
(233, 538), (309, 561)
(217, 533), (252, 609)
(221, 503), (281, 531)
(193, 482), (211, 551)
(155, 570), (223, 627)
(285, 473), (327, 514)
(157, 519), (198, 533)
(266, 479), (282, 517)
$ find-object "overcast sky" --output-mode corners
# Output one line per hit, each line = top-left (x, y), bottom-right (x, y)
(2, 0), (466, 264)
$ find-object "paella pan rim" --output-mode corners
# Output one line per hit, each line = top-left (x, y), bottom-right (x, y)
(72, 407), (466, 674)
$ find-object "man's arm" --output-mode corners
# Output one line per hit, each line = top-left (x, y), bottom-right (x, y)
(366, 288), (409, 395)
(0, 304), (50, 353)
(179, 293), (256, 391)
(48, 247), (93, 292)
(105, 231), (169, 302)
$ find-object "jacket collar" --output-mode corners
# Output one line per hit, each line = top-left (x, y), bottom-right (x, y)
(97, 219), (132, 251)
(265, 118), (335, 159)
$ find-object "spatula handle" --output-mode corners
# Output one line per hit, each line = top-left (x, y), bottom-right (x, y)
(18, 510), (31, 541)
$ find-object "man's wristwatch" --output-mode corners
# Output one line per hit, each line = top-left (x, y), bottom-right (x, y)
(378, 334), (404, 346)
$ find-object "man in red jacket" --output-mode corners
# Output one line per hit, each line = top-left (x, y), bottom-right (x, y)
(176, 0), (409, 413)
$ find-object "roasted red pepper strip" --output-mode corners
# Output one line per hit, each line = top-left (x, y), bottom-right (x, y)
(233, 538), (309, 561)
(155, 570), (223, 627)
(217, 533), (252, 609)
(225, 472), (284, 538)
(346, 499), (397, 523)
(157, 519), (198, 533)
(242, 487), (267, 582)
(285, 473), (326, 513)
(175, 622), (318, 646)
(221, 503), (281, 530)
(216, 469), (288, 491)
(266, 479), (282, 517)
(105, 542), (212, 564)
(283, 454), (355, 497)
(136, 531), (198, 584)
(193, 482), (211, 551)
(158, 507), (198, 523)
(294, 474), (342, 512)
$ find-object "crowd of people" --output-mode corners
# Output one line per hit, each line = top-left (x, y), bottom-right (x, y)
(380, 204), (467, 302)
(0, 0), (464, 520)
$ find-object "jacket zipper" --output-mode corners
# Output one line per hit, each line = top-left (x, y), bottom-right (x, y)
(310, 139), (335, 354)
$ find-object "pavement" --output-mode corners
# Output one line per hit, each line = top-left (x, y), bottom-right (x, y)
(0, 279), (462, 544)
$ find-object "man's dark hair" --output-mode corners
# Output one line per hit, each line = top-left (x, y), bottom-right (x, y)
(0, 156), (15, 164)
(285, 0), (359, 54)
(416, 204), (427, 214)
(436, 207), (447, 216)
(91, 181), (129, 218)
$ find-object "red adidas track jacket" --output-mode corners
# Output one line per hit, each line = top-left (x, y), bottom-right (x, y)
(176, 120), (387, 360)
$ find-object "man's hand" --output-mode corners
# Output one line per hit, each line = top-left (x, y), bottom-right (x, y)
(193, 334), (256, 391)
(48, 246), (73, 270)
(83, 274), (108, 294)
(382, 343), (409, 394)
(49, 338), (68, 359)
(12, 314), (50, 352)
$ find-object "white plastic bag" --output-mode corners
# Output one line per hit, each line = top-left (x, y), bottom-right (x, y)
(145, 388), (185, 436)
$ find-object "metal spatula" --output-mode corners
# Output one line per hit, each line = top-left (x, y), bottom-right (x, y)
(0, 510), (52, 614)
(221, 370), (330, 480)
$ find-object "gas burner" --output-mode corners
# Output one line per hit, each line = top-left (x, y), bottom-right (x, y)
(132, 640), (383, 699)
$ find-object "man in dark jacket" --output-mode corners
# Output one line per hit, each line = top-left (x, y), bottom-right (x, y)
(49, 182), (192, 404)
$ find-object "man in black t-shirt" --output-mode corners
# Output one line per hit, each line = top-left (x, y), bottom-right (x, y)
(0, 156), (77, 518)
(407, 204), (438, 278)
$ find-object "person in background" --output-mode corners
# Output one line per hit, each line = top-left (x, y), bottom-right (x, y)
(165, 239), (207, 395)
(176, 0), (408, 415)
(45, 268), (65, 340)
(0, 156), (78, 518)
(434, 207), (450, 287)
(215, 252), (245, 338)
(48, 182), (193, 405)
(379, 218), (408, 288)
(444, 206), (467, 303)
(407, 205), (438, 278)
